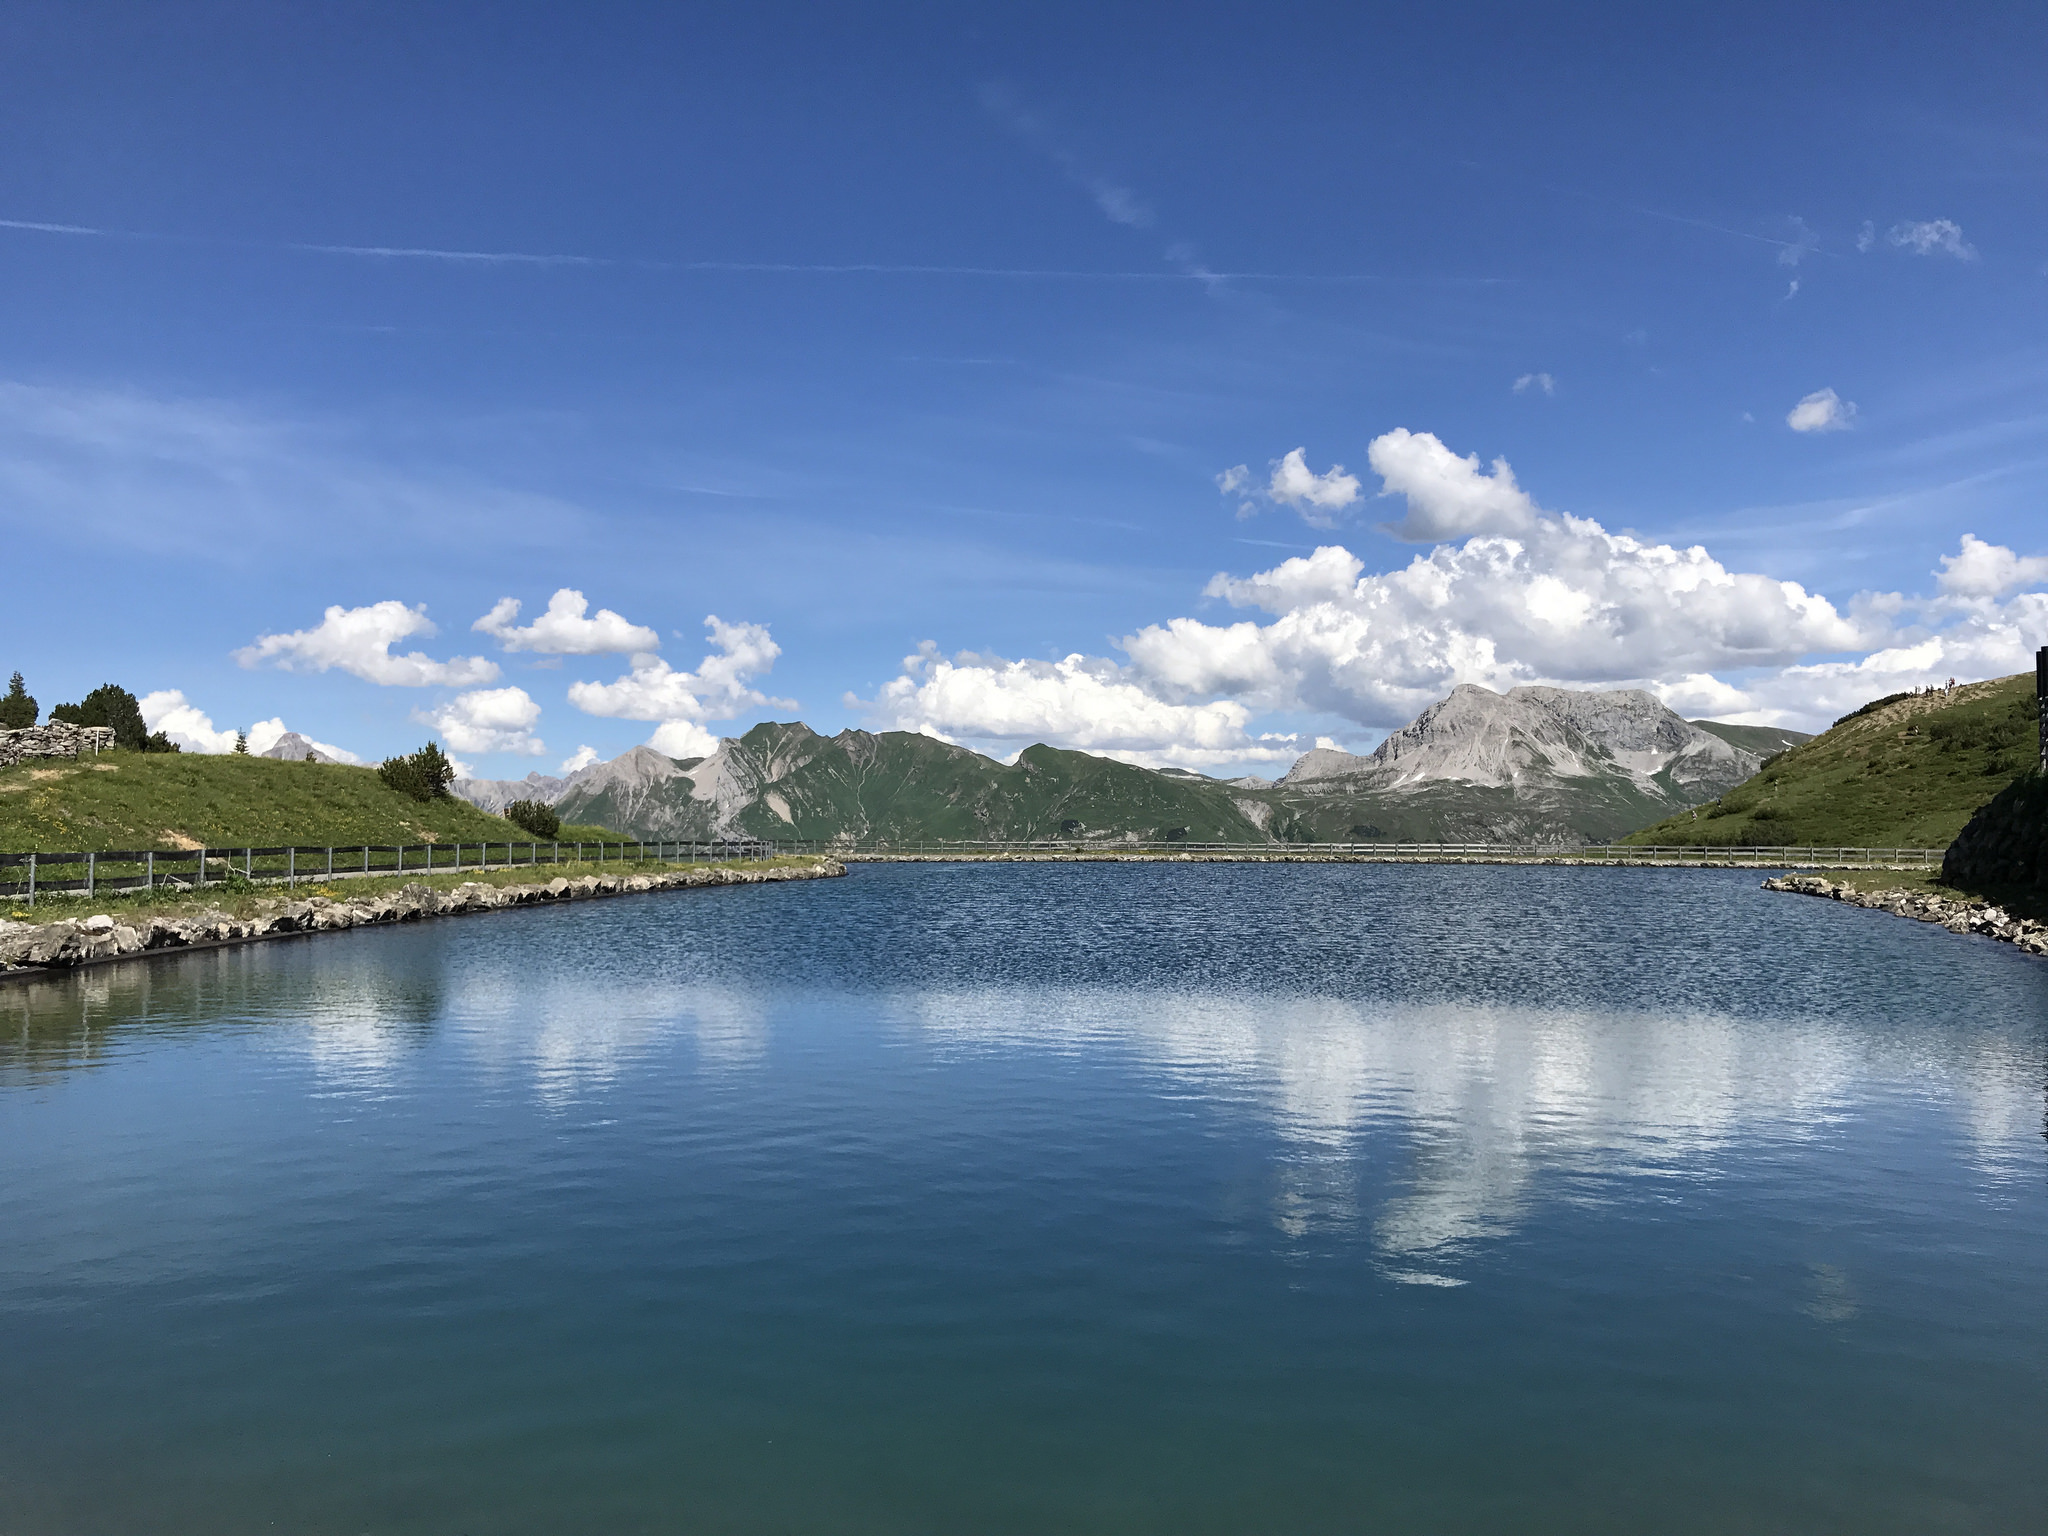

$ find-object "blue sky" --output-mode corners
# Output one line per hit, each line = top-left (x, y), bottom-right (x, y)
(4, 1), (2044, 777)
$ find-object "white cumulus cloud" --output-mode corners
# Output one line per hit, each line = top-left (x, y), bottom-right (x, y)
(863, 431), (2048, 755)
(1887, 219), (1977, 260)
(648, 720), (722, 759)
(472, 589), (659, 654)
(1786, 388), (1856, 433)
(567, 617), (789, 746)
(1220, 450), (1361, 527)
(415, 686), (545, 756)
(855, 643), (1297, 771)
(1512, 373), (1556, 396)
(236, 601), (499, 686)
(1936, 533), (2048, 598)
(559, 744), (602, 774)
(1367, 428), (1540, 541)
(139, 690), (242, 753)
(1266, 448), (1362, 524)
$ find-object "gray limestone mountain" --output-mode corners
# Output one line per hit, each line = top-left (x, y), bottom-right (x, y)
(450, 685), (1802, 846)
(450, 769), (569, 814)
(257, 732), (349, 765)
(1248, 685), (1793, 844)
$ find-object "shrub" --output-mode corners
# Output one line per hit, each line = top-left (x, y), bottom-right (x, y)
(505, 798), (561, 839)
(378, 742), (457, 802)
(0, 672), (34, 729)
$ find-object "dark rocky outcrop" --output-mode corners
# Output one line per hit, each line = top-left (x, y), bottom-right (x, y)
(1940, 773), (2047, 891)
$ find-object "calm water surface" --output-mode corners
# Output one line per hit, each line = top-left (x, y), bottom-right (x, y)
(2, 862), (2044, 1533)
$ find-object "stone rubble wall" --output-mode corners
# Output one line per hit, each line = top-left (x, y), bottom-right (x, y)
(0, 859), (845, 975)
(0, 721), (118, 768)
(1764, 874), (2047, 957)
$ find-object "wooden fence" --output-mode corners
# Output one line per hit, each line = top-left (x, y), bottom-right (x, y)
(0, 836), (1948, 906)
(0, 839), (772, 904)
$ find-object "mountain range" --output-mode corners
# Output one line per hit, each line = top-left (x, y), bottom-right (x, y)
(453, 685), (1809, 846)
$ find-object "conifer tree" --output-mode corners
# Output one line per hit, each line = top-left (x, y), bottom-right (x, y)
(0, 672), (34, 730)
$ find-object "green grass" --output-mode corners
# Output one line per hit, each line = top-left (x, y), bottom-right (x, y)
(0, 751), (541, 853)
(1623, 673), (2039, 849)
(1687, 720), (1812, 757)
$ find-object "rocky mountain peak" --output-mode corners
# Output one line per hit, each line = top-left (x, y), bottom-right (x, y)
(1279, 683), (1757, 795)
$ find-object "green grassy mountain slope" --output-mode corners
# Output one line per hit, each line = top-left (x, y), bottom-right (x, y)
(554, 723), (1269, 843)
(0, 752), (538, 852)
(1622, 673), (2039, 848)
(1688, 720), (1813, 757)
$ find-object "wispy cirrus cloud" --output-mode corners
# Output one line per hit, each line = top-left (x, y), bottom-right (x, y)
(977, 84), (1155, 230)
(1887, 218), (1977, 260)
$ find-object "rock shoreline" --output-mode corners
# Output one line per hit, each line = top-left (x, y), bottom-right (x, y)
(0, 859), (845, 979)
(1764, 874), (2047, 958)
(845, 851), (1933, 869)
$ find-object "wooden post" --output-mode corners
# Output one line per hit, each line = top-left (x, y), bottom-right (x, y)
(198, 846), (206, 890)
(147, 850), (155, 889)
(2037, 644), (2046, 775)
(289, 847), (295, 889)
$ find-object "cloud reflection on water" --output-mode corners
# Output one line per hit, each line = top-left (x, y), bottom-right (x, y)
(894, 985), (2043, 1274)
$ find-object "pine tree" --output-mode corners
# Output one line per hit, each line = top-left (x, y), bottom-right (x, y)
(378, 741), (457, 801)
(0, 672), (34, 730)
(234, 731), (249, 754)
(49, 683), (149, 749)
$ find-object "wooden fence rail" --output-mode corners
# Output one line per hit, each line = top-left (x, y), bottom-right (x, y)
(0, 837), (1944, 905)
(0, 839), (774, 904)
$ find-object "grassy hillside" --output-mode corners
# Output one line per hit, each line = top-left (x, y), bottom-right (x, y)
(554, 723), (1271, 843)
(1623, 673), (2038, 848)
(0, 751), (540, 852)
(734, 729), (1268, 842)
(1689, 720), (1812, 757)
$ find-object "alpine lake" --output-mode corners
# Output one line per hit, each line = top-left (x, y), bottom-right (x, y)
(3, 860), (2044, 1533)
